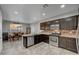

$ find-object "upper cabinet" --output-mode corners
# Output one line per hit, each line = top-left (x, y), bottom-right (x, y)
(60, 16), (78, 30)
(40, 22), (49, 30)
(40, 19), (60, 30)
(40, 15), (78, 30)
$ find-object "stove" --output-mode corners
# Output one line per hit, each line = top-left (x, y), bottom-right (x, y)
(49, 33), (60, 47)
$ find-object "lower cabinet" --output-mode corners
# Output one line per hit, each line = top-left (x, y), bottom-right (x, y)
(34, 34), (49, 44)
(23, 34), (49, 48)
(58, 37), (67, 49)
(66, 39), (77, 52)
(58, 37), (78, 53)
(23, 37), (27, 48)
(42, 35), (49, 43)
(34, 35), (41, 44)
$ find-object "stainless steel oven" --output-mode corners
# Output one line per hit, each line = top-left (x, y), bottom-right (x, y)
(49, 34), (59, 47)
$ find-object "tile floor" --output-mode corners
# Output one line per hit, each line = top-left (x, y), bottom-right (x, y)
(0, 39), (77, 55)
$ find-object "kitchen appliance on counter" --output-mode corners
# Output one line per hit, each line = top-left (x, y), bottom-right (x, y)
(49, 33), (60, 47)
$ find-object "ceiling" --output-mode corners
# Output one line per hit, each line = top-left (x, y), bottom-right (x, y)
(0, 4), (79, 23)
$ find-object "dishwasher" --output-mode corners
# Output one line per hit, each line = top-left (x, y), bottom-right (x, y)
(27, 36), (34, 46)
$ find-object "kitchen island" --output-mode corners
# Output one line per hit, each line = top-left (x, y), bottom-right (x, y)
(22, 33), (50, 48)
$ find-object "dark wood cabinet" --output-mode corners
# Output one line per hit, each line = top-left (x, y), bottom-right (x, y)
(23, 37), (27, 48)
(23, 34), (49, 48)
(42, 35), (49, 43)
(66, 38), (77, 52)
(40, 22), (49, 30)
(58, 37), (77, 53)
(40, 15), (78, 30)
(40, 20), (60, 30)
(58, 37), (67, 49)
(34, 35), (42, 44)
(60, 16), (78, 30)
(34, 34), (49, 44)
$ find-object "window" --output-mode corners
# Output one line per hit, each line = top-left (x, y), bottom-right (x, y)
(10, 23), (22, 32)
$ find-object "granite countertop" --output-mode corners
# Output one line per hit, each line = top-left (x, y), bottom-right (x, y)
(22, 30), (61, 37)
(22, 30), (79, 39)
(22, 33), (79, 39)
(22, 32), (52, 37)
(22, 34), (35, 37)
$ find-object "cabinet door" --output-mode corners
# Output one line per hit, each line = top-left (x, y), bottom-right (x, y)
(60, 16), (78, 30)
(72, 16), (78, 30)
(59, 19), (63, 29)
(23, 37), (27, 48)
(40, 22), (49, 30)
(42, 35), (49, 43)
(59, 37), (78, 53)
(66, 38), (77, 53)
(34, 35), (43, 44)
(40, 23), (44, 30)
(58, 37), (67, 49)
(34, 35), (39, 44)
(61, 17), (73, 30)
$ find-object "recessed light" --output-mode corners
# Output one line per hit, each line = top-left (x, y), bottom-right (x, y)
(43, 4), (48, 8)
(60, 4), (65, 8)
(14, 11), (18, 14)
(42, 13), (46, 16)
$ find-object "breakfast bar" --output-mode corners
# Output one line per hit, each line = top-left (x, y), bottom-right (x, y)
(22, 33), (50, 48)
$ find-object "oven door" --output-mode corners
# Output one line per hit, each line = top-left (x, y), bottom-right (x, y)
(49, 36), (58, 47)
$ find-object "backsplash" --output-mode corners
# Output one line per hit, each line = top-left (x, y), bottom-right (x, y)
(40, 29), (77, 35)
(60, 30), (77, 35)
